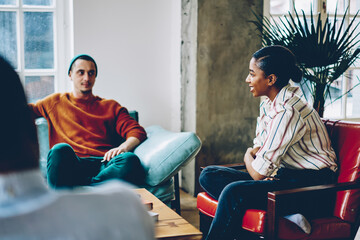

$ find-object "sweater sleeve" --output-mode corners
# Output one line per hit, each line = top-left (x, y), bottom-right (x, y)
(114, 106), (147, 143)
(29, 103), (43, 118)
(28, 94), (57, 119)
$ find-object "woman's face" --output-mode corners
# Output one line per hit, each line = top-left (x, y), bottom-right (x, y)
(245, 58), (271, 98)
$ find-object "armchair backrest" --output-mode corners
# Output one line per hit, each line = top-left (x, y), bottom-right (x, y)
(129, 110), (138, 122)
(323, 119), (360, 222)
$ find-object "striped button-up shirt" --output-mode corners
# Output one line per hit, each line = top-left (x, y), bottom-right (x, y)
(252, 84), (338, 176)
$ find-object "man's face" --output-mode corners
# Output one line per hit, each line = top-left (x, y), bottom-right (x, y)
(69, 59), (96, 95)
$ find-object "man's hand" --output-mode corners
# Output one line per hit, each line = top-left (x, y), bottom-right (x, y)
(102, 145), (128, 162)
(102, 137), (140, 162)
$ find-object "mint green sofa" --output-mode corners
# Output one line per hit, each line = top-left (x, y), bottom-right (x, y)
(35, 111), (201, 212)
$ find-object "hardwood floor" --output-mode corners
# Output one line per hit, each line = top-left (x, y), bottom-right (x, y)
(180, 189), (200, 230)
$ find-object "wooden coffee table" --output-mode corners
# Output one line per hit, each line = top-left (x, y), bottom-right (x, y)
(135, 188), (202, 240)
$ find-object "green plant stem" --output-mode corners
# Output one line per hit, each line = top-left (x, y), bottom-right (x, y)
(313, 83), (326, 117)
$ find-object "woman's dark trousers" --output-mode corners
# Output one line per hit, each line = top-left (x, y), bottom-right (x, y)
(199, 166), (335, 240)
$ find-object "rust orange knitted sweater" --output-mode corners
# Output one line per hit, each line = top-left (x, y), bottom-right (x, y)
(29, 93), (147, 157)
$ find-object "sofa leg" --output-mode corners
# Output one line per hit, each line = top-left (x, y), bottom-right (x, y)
(171, 173), (181, 214)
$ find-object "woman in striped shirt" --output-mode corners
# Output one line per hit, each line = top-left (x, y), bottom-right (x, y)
(200, 45), (338, 240)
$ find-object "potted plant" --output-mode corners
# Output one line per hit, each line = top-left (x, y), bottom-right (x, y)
(251, 7), (360, 117)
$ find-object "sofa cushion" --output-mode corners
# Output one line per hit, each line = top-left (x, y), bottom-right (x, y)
(135, 125), (201, 186)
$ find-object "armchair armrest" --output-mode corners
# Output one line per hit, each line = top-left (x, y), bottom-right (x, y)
(266, 181), (360, 240)
(271, 181), (360, 197)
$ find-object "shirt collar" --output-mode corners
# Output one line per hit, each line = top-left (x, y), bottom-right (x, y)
(0, 169), (57, 217)
(269, 83), (302, 108)
(0, 169), (49, 202)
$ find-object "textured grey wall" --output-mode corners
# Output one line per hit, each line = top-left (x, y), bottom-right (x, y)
(181, 0), (264, 195)
(180, 0), (198, 195)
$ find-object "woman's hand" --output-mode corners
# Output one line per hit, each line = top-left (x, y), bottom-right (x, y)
(249, 146), (260, 158)
(244, 147), (266, 180)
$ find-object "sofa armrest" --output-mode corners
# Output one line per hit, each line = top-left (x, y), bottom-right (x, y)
(35, 117), (49, 178)
(134, 125), (201, 186)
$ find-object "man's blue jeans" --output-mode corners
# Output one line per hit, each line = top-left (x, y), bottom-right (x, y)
(47, 143), (145, 188)
(199, 166), (335, 240)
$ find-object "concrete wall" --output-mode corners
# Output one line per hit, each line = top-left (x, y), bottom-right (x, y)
(181, 0), (264, 194)
(180, 0), (198, 194)
(72, 0), (181, 131)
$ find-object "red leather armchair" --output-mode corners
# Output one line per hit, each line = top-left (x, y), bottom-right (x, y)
(197, 119), (360, 239)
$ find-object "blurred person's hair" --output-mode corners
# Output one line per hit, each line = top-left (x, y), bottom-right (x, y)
(0, 56), (39, 173)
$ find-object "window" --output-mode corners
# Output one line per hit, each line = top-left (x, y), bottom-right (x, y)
(264, 0), (360, 120)
(0, 0), (71, 103)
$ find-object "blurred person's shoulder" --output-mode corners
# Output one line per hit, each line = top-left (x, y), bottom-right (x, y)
(55, 180), (154, 239)
(58, 180), (145, 213)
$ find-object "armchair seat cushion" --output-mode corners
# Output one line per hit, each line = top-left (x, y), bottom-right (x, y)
(240, 209), (352, 239)
(309, 217), (351, 239)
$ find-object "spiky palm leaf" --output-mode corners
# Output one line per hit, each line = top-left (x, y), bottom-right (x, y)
(251, 7), (360, 116)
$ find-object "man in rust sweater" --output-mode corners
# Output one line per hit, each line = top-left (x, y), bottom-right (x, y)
(29, 54), (147, 189)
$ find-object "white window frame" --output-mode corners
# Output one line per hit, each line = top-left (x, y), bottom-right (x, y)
(264, 0), (360, 121)
(0, 0), (73, 98)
